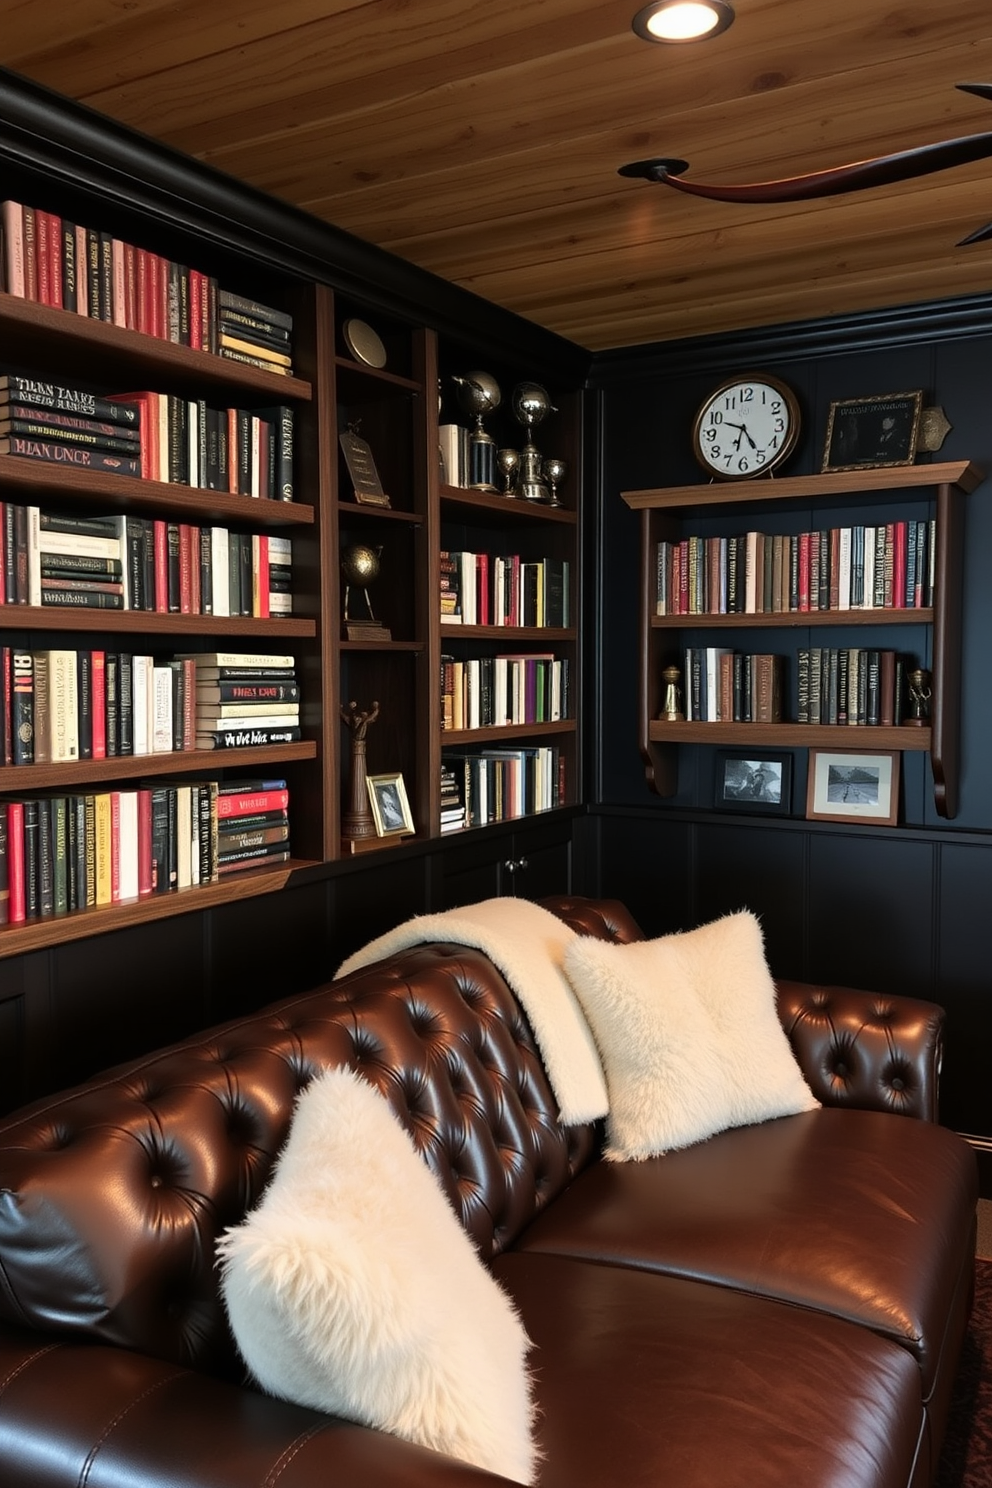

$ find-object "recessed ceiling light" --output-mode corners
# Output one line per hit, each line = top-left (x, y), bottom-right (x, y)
(632, 0), (735, 43)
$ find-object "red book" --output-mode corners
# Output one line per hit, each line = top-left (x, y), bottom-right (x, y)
(892, 520), (907, 608)
(124, 242), (138, 330)
(254, 533), (269, 619)
(7, 801), (25, 923)
(35, 209), (50, 304)
(137, 787), (153, 897)
(1, 647), (11, 766)
(188, 269), (203, 349)
(22, 206), (38, 301)
(153, 519), (168, 613)
(179, 523), (194, 613)
(798, 531), (811, 612)
(216, 787), (290, 820)
(189, 524), (201, 614)
(91, 649), (107, 760)
(136, 247), (151, 335)
(46, 211), (63, 309)
(148, 251), (161, 338)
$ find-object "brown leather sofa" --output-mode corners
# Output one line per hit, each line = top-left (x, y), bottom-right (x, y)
(0, 895), (978, 1488)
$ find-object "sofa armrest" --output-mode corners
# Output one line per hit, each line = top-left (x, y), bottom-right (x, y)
(0, 1328), (516, 1488)
(775, 979), (944, 1123)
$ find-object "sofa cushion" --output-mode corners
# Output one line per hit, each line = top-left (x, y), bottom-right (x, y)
(562, 911), (817, 1159)
(491, 1251), (923, 1488)
(218, 1067), (537, 1484)
(514, 1106), (978, 1402)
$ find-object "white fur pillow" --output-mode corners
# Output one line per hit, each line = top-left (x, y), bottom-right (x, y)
(562, 911), (819, 1160)
(217, 1067), (537, 1484)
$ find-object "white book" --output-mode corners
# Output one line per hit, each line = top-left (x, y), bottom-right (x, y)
(131, 655), (152, 756)
(26, 505), (41, 605)
(51, 648), (79, 761)
(744, 531), (759, 613)
(268, 592), (293, 615)
(705, 647), (732, 722)
(837, 527), (852, 610)
(152, 665), (173, 752)
(209, 527), (230, 617)
(117, 790), (139, 902)
(861, 527), (876, 609)
(466, 658), (481, 730)
(267, 534), (292, 566)
(187, 399), (199, 488)
(37, 530), (122, 559)
(195, 712), (299, 731)
(460, 551), (477, 627)
(175, 786), (192, 890)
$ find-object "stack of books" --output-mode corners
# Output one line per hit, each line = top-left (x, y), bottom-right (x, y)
(0, 375), (141, 477)
(187, 652), (301, 750)
(218, 292), (294, 377)
(439, 762), (466, 834)
(683, 647), (784, 724)
(215, 778), (291, 876)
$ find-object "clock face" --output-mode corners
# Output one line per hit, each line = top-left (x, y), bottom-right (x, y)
(693, 376), (800, 479)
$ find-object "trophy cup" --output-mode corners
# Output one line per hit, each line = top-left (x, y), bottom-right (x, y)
(542, 456), (567, 508)
(512, 382), (557, 502)
(341, 544), (391, 641)
(496, 447), (520, 496)
(453, 371), (501, 492)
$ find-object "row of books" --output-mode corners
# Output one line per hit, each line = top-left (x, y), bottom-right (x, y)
(440, 654), (570, 731)
(683, 648), (784, 724)
(1, 648), (302, 765)
(682, 645), (918, 726)
(1, 201), (294, 374)
(0, 777), (292, 925)
(442, 746), (565, 828)
(797, 648), (910, 727)
(656, 520), (936, 616)
(441, 551), (570, 628)
(0, 375), (294, 498)
(0, 505), (292, 616)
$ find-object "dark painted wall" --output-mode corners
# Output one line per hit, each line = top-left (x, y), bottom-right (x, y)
(586, 299), (992, 1156)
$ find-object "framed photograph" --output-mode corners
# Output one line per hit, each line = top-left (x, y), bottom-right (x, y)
(367, 772), (414, 837)
(806, 750), (900, 826)
(821, 390), (923, 473)
(714, 750), (793, 815)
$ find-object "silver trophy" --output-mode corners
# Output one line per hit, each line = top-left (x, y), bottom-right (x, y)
(453, 371), (501, 491)
(512, 382), (557, 502)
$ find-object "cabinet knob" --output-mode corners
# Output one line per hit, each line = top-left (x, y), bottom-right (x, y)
(503, 857), (529, 874)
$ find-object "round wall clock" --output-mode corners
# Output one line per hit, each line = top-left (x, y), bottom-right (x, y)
(692, 373), (801, 479)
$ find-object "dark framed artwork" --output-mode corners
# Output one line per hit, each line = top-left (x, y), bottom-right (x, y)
(714, 750), (793, 815)
(821, 390), (923, 472)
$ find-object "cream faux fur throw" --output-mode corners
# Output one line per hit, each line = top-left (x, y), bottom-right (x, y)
(335, 897), (609, 1125)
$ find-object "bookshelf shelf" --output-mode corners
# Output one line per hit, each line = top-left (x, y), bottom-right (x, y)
(0, 456), (314, 525)
(441, 719), (575, 747)
(0, 740), (317, 791)
(622, 462), (985, 817)
(1, 608), (316, 637)
(0, 856), (318, 960)
(0, 292), (313, 401)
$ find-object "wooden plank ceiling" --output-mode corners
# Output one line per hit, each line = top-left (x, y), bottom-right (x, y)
(6, 0), (992, 351)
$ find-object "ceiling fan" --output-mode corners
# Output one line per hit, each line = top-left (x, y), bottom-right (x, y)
(619, 83), (992, 244)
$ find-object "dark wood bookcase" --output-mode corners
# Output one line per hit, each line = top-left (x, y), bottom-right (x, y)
(0, 74), (585, 964)
(622, 460), (984, 818)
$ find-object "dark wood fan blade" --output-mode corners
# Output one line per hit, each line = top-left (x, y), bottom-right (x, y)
(619, 84), (992, 204)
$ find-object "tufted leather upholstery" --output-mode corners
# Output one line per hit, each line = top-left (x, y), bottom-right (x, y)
(541, 894), (943, 1123)
(0, 896), (976, 1488)
(0, 942), (594, 1375)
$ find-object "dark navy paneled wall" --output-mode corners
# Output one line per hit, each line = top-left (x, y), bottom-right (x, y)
(586, 298), (992, 1159)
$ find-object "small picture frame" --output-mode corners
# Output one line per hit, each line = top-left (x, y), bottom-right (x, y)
(822, 390), (923, 473)
(367, 772), (414, 837)
(714, 750), (793, 815)
(806, 749), (900, 827)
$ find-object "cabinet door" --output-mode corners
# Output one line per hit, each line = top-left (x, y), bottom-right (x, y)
(436, 814), (574, 908)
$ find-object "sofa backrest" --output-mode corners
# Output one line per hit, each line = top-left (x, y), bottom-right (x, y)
(0, 936), (599, 1377)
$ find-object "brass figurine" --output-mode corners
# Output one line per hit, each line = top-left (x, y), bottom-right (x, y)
(660, 665), (685, 722)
